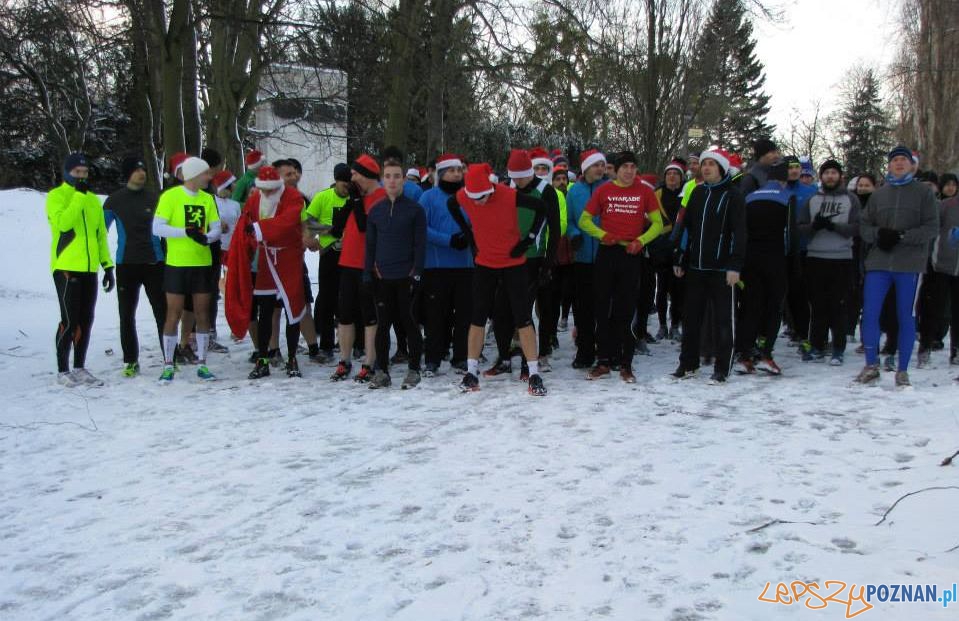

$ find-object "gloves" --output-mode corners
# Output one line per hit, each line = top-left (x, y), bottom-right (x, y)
(449, 232), (469, 250)
(625, 239), (644, 255)
(876, 227), (902, 252)
(509, 235), (534, 258)
(812, 214), (835, 231)
(74, 179), (89, 194)
(569, 235), (584, 251)
(600, 234), (619, 246)
(329, 201), (351, 238)
(186, 227), (209, 246)
(348, 182), (362, 200)
(101, 267), (115, 293)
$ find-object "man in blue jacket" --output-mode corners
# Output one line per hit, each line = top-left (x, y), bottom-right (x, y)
(418, 153), (473, 376)
(565, 149), (607, 368)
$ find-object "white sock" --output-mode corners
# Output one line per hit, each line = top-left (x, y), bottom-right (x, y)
(527, 360), (539, 376)
(195, 332), (209, 364)
(467, 358), (478, 375)
(163, 334), (178, 365)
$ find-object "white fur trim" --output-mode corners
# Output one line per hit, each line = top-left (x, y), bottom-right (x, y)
(252, 222), (263, 242)
(532, 157), (553, 170)
(664, 164), (685, 176)
(435, 158), (463, 172)
(580, 152), (605, 171)
(508, 167), (534, 179)
(216, 174), (237, 193)
(700, 151), (730, 173)
(406, 168), (420, 179)
(466, 187), (494, 200)
(255, 178), (284, 190)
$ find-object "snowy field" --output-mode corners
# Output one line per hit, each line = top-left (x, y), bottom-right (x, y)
(1, 187), (958, 621)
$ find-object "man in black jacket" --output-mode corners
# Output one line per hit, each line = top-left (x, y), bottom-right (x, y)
(672, 149), (747, 383)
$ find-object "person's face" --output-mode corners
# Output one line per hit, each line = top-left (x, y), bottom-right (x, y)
(700, 159), (721, 183)
(584, 161), (605, 183)
(856, 177), (875, 194)
(185, 169), (212, 190)
(552, 174), (568, 191)
(262, 186), (281, 199)
(688, 159), (700, 176)
(942, 180), (958, 198)
(70, 165), (89, 180)
(513, 175), (534, 189)
(129, 169), (147, 187)
(533, 163), (550, 178)
(334, 180), (350, 198)
(664, 169), (683, 190)
(277, 165), (298, 187)
(787, 164), (801, 182)
(800, 173), (815, 186)
(440, 167), (463, 183)
(820, 168), (840, 188)
(889, 155), (911, 177)
(605, 163), (615, 178)
(350, 170), (377, 194)
(760, 150), (781, 166)
(615, 162), (637, 186)
(382, 165), (404, 196)
(217, 185), (233, 198)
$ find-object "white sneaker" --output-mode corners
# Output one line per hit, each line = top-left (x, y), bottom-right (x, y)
(57, 371), (83, 387)
(72, 368), (104, 387)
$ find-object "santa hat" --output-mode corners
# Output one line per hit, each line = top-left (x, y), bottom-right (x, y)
(168, 151), (190, 177)
(419, 167), (429, 179)
(465, 163), (495, 199)
(664, 159), (687, 176)
(254, 166), (284, 190)
(699, 149), (732, 176)
(529, 147), (553, 171)
(435, 153), (463, 173)
(579, 149), (605, 172)
(212, 170), (236, 193)
(507, 149), (534, 179)
(728, 153), (744, 176)
(406, 168), (421, 180)
(180, 156), (210, 182)
(352, 153), (381, 179)
(245, 149), (265, 169)
(640, 174), (659, 189)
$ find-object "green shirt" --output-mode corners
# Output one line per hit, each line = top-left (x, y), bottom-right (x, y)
(155, 186), (220, 267)
(303, 186), (348, 249)
(46, 182), (113, 273)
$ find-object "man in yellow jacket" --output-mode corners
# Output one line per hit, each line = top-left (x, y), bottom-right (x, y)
(46, 152), (115, 387)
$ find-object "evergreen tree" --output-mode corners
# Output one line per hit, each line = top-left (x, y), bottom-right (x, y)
(694, 0), (774, 155)
(840, 68), (892, 177)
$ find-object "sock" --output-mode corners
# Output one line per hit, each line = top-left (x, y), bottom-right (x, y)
(527, 360), (539, 376)
(195, 332), (209, 364)
(467, 358), (478, 375)
(163, 334), (178, 365)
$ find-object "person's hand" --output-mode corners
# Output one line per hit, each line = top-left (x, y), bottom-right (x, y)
(449, 232), (469, 250)
(101, 267), (115, 293)
(673, 266), (685, 278)
(509, 236), (534, 258)
(304, 236), (320, 252)
(877, 227), (902, 251)
(600, 234), (619, 246)
(186, 227), (209, 246)
(812, 214), (827, 230)
(348, 182), (362, 200)
(726, 270), (740, 287)
(74, 179), (89, 194)
(625, 239), (644, 255)
(221, 221), (229, 233)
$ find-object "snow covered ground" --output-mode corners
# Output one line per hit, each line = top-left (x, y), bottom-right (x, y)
(1, 187), (957, 621)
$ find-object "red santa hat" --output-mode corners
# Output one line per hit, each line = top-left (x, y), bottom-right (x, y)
(700, 149), (732, 175)
(168, 151), (190, 177)
(640, 174), (659, 189)
(464, 163), (495, 199)
(529, 146), (553, 171)
(406, 168), (421, 180)
(507, 149), (534, 179)
(664, 159), (687, 176)
(728, 153), (744, 176)
(419, 166), (429, 179)
(352, 153), (381, 179)
(254, 165), (284, 190)
(245, 149), (266, 169)
(212, 170), (236, 193)
(435, 153), (463, 172)
(579, 149), (605, 172)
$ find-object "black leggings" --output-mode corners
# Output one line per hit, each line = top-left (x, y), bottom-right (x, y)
(593, 245), (642, 366)
(374, 278), (422, 372)
(254, 295), (299, 359)
(117, 263), (166, 364)
(54, 270), (98, 373)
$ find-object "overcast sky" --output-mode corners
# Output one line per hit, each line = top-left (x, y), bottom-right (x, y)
(753, 0), (901, 132)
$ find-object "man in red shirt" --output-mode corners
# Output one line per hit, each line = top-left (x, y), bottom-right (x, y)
(446, 163), (549, 396)
(578, 151), (664, 382)
(330, 154), (387, 382)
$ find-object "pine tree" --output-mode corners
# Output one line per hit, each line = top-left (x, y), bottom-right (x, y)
(694, 0), (774, 155)
(840, 68), (892, 177)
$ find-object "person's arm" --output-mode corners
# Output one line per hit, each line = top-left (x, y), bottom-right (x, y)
(95, 195), (113, 269)
(832, 194), (860, 238)
(638, 209), (663, 246)
(577, 189), (608, 240)
(566, 187), (583, 242)
(516, 191), (546, 238)
(540, 185), (561, 263)
(46, 186), (85, 233)
(901, 186), (940, 245)
(796, 196), (813, 236)
(352, 194), (368, 233)
(364, 206), (378, 280)
(103, 195), (116, 231)
(726, 190), (747, 273)
(413, 203), (427, 277)
(421, 194), (453, 247)
(204, 201), (222, 243)
(152, 195), (186, 238)
(859, 193), (878, 245)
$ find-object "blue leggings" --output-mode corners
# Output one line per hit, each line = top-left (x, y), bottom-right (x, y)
(862, 271), (919, 370)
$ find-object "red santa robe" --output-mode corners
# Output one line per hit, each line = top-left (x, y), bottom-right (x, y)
(225, 186), (306, 339)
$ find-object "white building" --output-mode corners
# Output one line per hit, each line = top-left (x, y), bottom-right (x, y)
(253, 64), (347, 199)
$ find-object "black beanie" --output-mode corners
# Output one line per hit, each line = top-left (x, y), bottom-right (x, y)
(63, 152), (88, 172)
(767, 158), (789, 182)
(121, 155), (146, 182)
(818, 159), (843, 177)
(752, 138), (777, 161)
(201, 147), (222, 169)
(614, 150), (637, 170)
(333, 162), (351, 183)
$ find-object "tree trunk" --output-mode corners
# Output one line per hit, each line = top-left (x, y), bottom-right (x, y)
(384, 0), (424, 152)
(425, 0), (456, 157)
(181, 0), (202, 154)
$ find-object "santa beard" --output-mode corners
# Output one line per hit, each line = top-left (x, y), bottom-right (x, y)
(258, 188), (282, 219)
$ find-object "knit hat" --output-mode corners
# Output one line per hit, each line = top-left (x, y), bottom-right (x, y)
(613, 150), (637, 171)
(529, 147), (553, 171)
(699, 149), (731, 176)
(799, 156), (815, 177)
(435, 153), (463, 173)
(507, 149), (534, 179)
(768, 158), (789, 182)
(121, 155), (146, 182)
(255, 166), (284, 191)
(916, 170), (939, 185)
(212, 170), (236, 193)
(406, 168), (421, 180)
(664, 158), (687, 176)
(464, 163), (495, 199)
(352, 153), (380, 179)
(179, 156), (210, 182)
(688, 153), (700, 163)
(245, 149), (265, 169)
(552, 166), (569, 180)
(168, 152), (190, 177)
(888, 145), (913, 162)
(201, 147), (222, 169)
(64, 152), (89, 173)
(752, 138), (778, 160)
(579, 149), (605, 171)
(552, 154), (570, 168)
(818, 159), (843, 176)
(333, 162), (351, 183)
(783, 155), (801, 167)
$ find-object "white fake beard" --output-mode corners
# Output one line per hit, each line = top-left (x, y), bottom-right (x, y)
(259, 189), (282, 219)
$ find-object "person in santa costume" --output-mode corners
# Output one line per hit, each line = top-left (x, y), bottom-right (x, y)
(225, 166), (308, 379)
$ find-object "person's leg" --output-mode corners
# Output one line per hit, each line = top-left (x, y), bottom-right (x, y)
(655, 266), (669, 328)
(285, 312), (301, 362)
(592, 246), (616, 365)
(504, 265), (539, 366)
(788, 254), (810, 342)
(613, 253), (643, 365)
(862, 271), (893, 366)
(116, 264), (142, 364)
(192, 292), (211, 363)
(806, 257), (830, 352)
(53, 271), (80, 373)
(829, 260), (851, 354)
(466, 266), (496, 374)
(572, 262), (596, 365)
(918, 271), (945, 352)
(636, 255), (655, 339)
(255, 295), (274, 358)
(710, 273), (735, 376)
(679, 270), (706, 371)
(179, 311), (195, 350)
(315, 251), (340, 352)
(536, 263), (557, 357)
(492, 279), (515, 362)
(734, 261), (762, 356)
(162, 293), (185, 366)
(761, 258), (788, 357)
(144, 264), (167, 357)
(374, 279), (396, 373)
(359, 273), (379, 370)
(423, 269), (451, 367)
(949, 275), (959, 357)
(207, 248), (222, 339)
(893, 272), (920, 371)
(336, 268), (359, 365)
(451, 269), (472, 365)
(399, 279), (423, 370)
(880, 286), (898, 353)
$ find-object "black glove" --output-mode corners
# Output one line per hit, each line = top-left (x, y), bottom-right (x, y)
(348, 182), (362, 200)
(569, 235), (584, 251)
(449, 232), (469, 250)
(74, 179), (89, 194)
(186, 227), (209, 246)
(812, 214), (827, 230)
(877, 227), (902, 252)
(509, 236), (534, 258)
(101, 267), (115, 293)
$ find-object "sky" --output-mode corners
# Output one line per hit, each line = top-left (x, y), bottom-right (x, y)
(753, 0), (901, 134)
